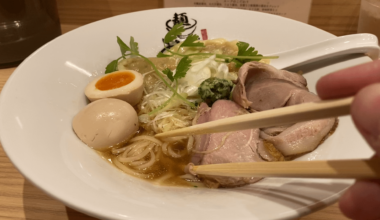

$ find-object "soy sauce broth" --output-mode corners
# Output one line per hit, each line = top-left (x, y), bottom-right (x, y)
(97, 144), (203, 188)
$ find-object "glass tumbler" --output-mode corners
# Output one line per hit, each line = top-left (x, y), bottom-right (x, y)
(0, 0), (61, 65)
(358, 0), (380, 43)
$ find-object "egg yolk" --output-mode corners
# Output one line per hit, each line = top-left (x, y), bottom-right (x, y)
(95, 71), (135, 91)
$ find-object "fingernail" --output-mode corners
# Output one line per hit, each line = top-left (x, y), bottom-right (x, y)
(351, 83), (380, 153)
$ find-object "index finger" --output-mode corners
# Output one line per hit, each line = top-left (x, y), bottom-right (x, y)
(316, 59), (380, 99)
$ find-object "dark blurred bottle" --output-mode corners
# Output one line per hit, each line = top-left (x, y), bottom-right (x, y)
(0, 0), (61, 65)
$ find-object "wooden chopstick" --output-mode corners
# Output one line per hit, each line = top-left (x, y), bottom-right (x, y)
(155, 96), (353, 138)
(187, 157), (380, 179)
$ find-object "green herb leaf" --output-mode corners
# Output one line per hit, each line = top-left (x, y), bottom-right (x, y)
(105, 59), (119, 74)
(162, 68), (175, 81)
(180, 34), (205, 48)
(117, 36), (130, 57)
(232, 41), (262, 67)
(175, 56), (192, 79)
(162, 56), (191, 81)
(164, 23), (185, 43)
(237, 42), (257, 56)
(130, 36), (139, 55)
(157, 52), (172, 58)
(232, 59), (243, 68)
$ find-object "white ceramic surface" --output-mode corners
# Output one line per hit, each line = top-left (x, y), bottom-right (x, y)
(269, 33), (380, 69)
(0, 8), (375, 220)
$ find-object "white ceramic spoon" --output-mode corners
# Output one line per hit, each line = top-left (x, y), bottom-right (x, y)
(267, 33), (380, 69)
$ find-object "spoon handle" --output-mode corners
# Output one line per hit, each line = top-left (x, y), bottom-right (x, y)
(268, 33), (380, 70)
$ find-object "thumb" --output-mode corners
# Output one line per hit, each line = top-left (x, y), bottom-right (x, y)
(351, 83), (380, 155)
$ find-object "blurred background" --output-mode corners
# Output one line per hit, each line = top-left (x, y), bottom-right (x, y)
(56, 0), (361, 36)
(0, 0), (364, 66)
(0, 0), (368, 220)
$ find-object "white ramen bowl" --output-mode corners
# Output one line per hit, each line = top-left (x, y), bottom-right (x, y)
(0, 7), (374, 220)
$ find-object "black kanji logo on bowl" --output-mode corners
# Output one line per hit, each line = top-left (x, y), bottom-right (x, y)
(162, 13), (197, 51)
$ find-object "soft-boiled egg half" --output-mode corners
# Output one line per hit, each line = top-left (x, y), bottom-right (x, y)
(72, 98), (139, 151)
(85, 70), (143, 106)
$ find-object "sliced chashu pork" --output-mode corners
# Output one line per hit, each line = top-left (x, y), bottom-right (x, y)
(191, 100), (268, 188)
(232, 61), (336, 156)
(191, 103), (211, 165)
(232, 61), (307, 109)
(260, 119), (336, 156)
(245, 78), (310, 111)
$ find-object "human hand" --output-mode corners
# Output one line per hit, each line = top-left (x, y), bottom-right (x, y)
(316, 59), (380, 220)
